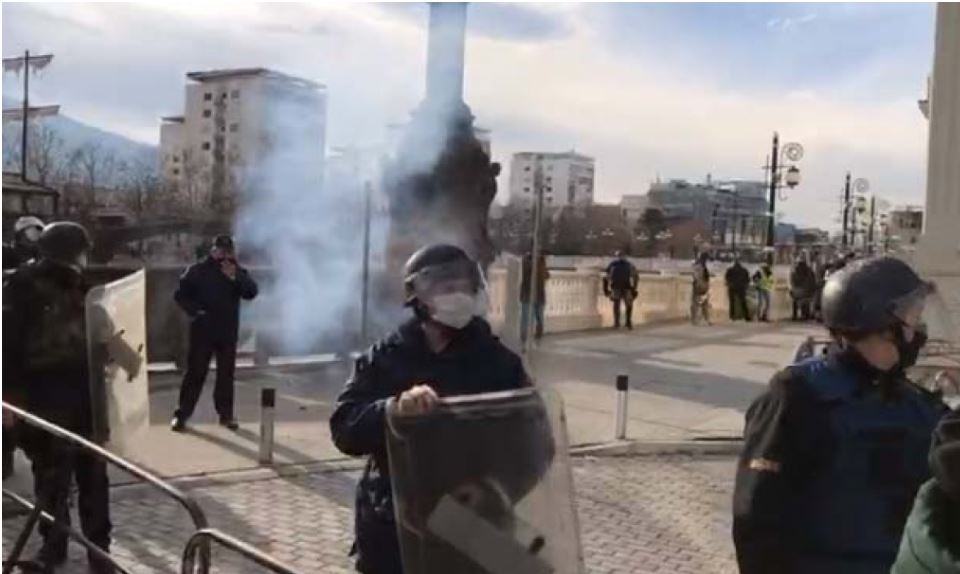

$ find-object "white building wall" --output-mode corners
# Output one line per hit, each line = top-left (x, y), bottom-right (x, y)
(509, 152), (594, 208)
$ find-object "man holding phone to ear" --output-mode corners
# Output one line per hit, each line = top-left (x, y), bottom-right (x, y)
(171, 235), (258, 432)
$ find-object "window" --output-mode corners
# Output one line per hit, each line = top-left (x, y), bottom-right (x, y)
(173, 155), (180, 164)
(524, 187), (530, 193)
(229, 123), (239, 133)
(172, 168), (180, 176)
(204, 92), (212, 101)
(203, 109), (212, 118)
(231, 89), (240, 99)
(202, 142), (211, 151)
(524, 166), (531, 171)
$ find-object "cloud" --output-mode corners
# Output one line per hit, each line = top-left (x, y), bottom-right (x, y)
(767, 12), (818, 31)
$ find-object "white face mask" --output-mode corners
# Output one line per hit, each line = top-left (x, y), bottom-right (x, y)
(430, 292), (478, 330)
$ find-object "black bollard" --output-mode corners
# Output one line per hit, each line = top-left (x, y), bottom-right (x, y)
(259, 388), (276, 465)
(615, 374), (628, 440)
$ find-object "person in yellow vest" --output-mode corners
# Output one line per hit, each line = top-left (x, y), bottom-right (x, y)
(753, 262), (774, 322)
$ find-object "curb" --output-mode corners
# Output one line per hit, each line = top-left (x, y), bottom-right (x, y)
(570, 439), (743, 457)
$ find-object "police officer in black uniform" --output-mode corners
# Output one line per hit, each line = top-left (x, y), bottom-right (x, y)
(604, 251), (639, 329)
(171, 235), (258, 432)
(330, 244), (530, 574)
(733, 256), (946, 574)
(3, 222), (114, 573)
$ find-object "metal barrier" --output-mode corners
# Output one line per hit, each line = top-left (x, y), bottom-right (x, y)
(181, 529), (301, 574)
(2, 489), (133, 574)
(1, 401), (211, 573)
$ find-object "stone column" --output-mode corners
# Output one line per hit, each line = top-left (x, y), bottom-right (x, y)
(917, 3), (960, 341)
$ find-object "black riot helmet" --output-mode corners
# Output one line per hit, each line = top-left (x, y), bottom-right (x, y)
(38, 221), (92, 265)
(821, 256), (934, 336)
(403, 244), (482, 306)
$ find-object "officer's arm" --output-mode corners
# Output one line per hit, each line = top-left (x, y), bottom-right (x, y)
(733, 369), (803, 574)
(173, 265), (202, 317)
(329, 347), (393, 456)
(234, 267), (258, 300)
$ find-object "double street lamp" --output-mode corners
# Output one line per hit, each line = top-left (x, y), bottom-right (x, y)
(765, 132), (804, 249)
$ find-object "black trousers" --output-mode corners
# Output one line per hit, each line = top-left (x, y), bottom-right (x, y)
(175, 329), (237, 420)
(612, 291), (635, 327)
(728, 289), (749, 321)
(26, 434), (111, 557)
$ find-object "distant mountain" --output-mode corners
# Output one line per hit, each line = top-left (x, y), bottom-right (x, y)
(2, 96), (158, 185)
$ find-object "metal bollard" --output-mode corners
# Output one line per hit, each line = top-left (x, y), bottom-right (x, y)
(615, 374), (628, 440)
(259, 388), (276, 466)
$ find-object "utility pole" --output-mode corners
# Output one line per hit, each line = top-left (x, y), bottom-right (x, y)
(842, 172), (851, 248)
(766, 132), (779, 249)
(525, 155), (545, 353)
(2, 50), (57, 180)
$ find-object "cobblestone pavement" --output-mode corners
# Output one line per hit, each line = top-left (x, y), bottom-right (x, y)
(2, 455), (738, 574)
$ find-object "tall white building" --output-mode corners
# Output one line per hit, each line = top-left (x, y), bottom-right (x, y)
(160, 68), (327, 208)
(508, 151), (595, 208)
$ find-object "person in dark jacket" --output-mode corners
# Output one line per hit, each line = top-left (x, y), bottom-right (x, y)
(171, 235), (258, 432)
(520, 252), (550, 344)
(329, 244), (531, 574)
(3, 222), (114, 573)
(790, 254), (818, 321)
(604, 251), (639, 329)
(3, 215), (45, 479)
(891, 407), (960, 573)
(733, 257), (947, 574)
(725, 258), (752, 321)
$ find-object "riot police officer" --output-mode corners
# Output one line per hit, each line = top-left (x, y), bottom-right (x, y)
(3, 222), (114, 573)
(3, 215), (45, 272)
(733, 256), (946, 574)
(330, 244), (530, 574)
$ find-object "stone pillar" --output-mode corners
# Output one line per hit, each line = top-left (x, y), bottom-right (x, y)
(917, 3), (960, 341)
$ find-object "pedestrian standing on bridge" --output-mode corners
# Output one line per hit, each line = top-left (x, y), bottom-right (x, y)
(604, 251), (639, 329)
(520, 251), (550, 343)
(690, 252), (712, 325)
(330, 244), (531, 574)
(171, 235), (258, 432)
(725, 257), (752, 321)
(3, 222), (115, 573)
(733, 256), (947, 574)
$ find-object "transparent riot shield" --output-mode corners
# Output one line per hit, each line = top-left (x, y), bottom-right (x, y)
(386, 387), (584, 574)
(86, 269), (149, 454)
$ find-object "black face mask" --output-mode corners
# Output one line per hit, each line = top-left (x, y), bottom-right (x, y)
(895, 324), (928, 370)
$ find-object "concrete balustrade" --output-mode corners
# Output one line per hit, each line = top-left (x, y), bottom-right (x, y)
(486, 266), (795, 337)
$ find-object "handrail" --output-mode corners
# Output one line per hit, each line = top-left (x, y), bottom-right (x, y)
(2, 401), (210, 571)
(2, 489), (134, 574)
(181, 528), (302, 574)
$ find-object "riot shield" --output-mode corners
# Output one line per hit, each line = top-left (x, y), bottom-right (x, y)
(85, 269), (149, 454)
(386, 387), (584, 574)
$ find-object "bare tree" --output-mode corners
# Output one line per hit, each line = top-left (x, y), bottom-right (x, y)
(26, 122), (64, 185)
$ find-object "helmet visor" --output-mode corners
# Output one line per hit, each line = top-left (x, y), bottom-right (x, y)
(408, 259), (483, 300)
(888, 281), (935, 326)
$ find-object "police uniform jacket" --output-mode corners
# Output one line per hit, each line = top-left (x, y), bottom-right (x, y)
(329, 317), (530, 574)
(733, 347), (946, 574)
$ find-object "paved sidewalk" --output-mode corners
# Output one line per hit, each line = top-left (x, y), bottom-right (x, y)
(2, 454), (739, 574)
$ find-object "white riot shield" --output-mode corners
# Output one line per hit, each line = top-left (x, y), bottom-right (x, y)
(85, 269), (149, 454)
(386, 387), (584, 574)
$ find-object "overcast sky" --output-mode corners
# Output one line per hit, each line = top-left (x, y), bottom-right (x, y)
(2, 2), (937, 228)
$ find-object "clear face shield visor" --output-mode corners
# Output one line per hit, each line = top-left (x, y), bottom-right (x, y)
(407, 259), (485, 303)
(887, 281), (935, 330)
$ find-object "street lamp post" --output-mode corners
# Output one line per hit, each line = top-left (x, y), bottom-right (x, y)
(765, 132), (803, 253)
(842, 175), (869, 250)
